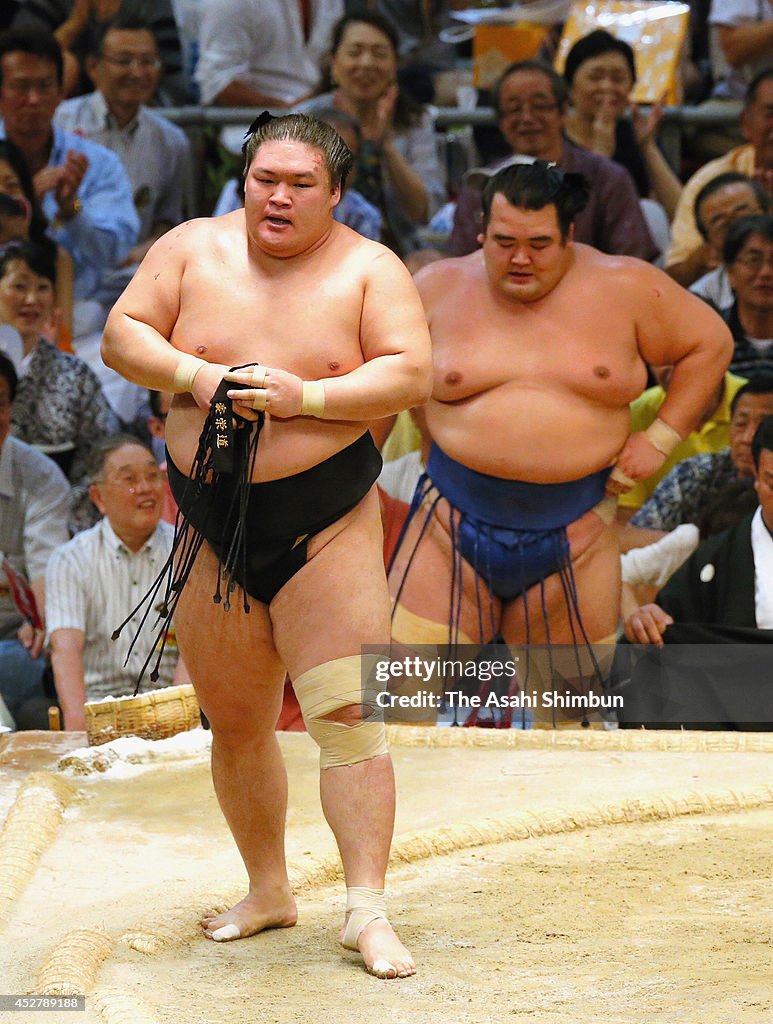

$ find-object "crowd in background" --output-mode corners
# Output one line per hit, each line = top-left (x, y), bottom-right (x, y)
(1, 0), (773, 732)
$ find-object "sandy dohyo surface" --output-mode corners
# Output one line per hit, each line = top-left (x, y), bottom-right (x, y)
(0, 729), (771, 1023)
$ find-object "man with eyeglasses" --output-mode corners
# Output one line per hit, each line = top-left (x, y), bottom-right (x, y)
(0, 27), (139, 305)
(722, 213), (773, 376)
(55, 13), (192, 286)
(46, 433), (188, 732)
(449, 60), (658, 261)
(688, 171), (770, 312)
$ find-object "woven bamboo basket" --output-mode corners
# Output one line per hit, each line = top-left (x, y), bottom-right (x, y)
(85, 685), (200, 746)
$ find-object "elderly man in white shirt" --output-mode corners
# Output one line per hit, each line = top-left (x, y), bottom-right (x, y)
(46, 434), (188, 731)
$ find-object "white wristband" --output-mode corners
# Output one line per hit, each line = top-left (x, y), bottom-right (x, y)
(645, 417), (682, 457)
(172, 353), (207, 393)
(300, 380), (325, 417)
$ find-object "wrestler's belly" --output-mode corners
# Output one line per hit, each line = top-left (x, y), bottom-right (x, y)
(166, 399), (369, 482)
(427, 385), (631, 482)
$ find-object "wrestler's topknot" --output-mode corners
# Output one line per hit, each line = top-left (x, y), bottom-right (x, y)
(481, 160), (590, 241)
(242, 112), (355, 190)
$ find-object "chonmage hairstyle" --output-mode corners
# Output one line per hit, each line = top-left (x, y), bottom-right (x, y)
(481, 160), (590, 240)
(242, 112), (354, 191)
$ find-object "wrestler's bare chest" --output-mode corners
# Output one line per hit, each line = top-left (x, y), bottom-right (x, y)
(172, 237), (366, 379)
(430, 281), (646, 408)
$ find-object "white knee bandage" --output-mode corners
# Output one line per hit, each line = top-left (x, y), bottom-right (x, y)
(292, 655), (388, 769)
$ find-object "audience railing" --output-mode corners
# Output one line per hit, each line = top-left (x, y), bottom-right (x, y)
(160, 103), (745, 216)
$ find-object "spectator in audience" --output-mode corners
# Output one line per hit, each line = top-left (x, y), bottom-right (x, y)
(622, 374), (773, 547)
(55, 13), (192, 299)
(618, 368), (748, 522)
(666, 67), (773, 286)
(0, 241), (119, 526)
(355, 0), (454, 68)
(722, 213), (773, 375)
(46, 434), (187, 731)
(0, 137), (73, 340)
(448, 61), (658, 260)
(213, 108), (382, 243)
(0, 138), (48, 242)
(621, 417), (773, 672)
(620, 478), (759, 602)
(616, 444), (773, 729)
(195, 0), (342, 108)
(690, 171), (770, 310)
(0, 28), (139, 305)
(302, 10), (446, 255)
(12, 0), (185, 102)
(563, 29), (682, 219)
(0, 351), (70, 729)
(709, 0), (773, 100)
(0, 192), (28, 244)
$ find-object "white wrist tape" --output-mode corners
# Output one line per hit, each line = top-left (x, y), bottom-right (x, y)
(608, 465), (636, 490)
(172, 353), (207, 393)
(300, 380), (325, 417)
(645, 417), (682, 457)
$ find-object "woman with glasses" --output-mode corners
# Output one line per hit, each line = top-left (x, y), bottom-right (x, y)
(722, 213), (773, 377)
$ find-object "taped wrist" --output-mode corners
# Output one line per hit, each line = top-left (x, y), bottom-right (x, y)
(301, 380), (325, 417)
(173, 353), (207, 393)
(645, 417), (681, 456)
(292, 655), (387, 768)
(608, 465), (636, 490)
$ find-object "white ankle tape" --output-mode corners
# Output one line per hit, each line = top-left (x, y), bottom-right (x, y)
(341, 886), (388, 950)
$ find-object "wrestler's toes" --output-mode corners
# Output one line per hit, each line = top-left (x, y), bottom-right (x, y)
(354, 919), (416, 980)
(201, 890), (297, 942)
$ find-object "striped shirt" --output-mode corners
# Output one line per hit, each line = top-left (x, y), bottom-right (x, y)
(46, 518), (177, 700)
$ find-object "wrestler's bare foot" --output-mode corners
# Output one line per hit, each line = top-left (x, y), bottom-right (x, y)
(339, 917), (416, 979)
(202, 888), (297, 942)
